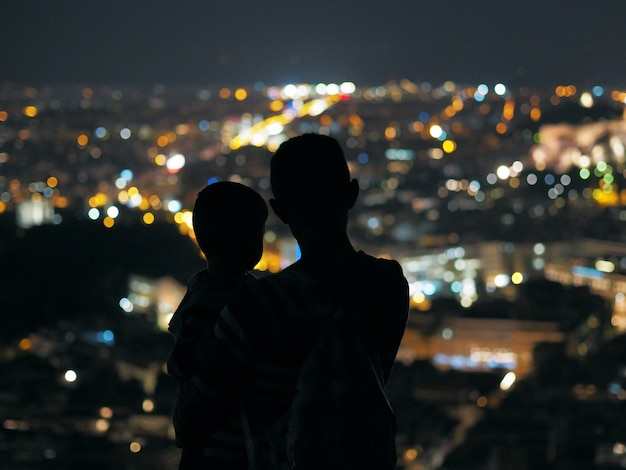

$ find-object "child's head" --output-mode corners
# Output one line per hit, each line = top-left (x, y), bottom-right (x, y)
(192, 182), (268, 275)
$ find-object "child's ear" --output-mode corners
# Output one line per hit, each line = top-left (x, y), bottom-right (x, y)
(270, 198), (289, 224)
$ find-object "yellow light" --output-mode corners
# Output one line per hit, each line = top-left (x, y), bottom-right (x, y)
(219, 88), (231, 99)
(349, 114), (363, 127)
(103, 216), (115, 228)
(23, 106), (38, 117)
(129, 442), (141, 453)
(139, 197), (150, 210)
(443, 105), (456, 118)
(495, 122), (507, 134)
(19, 338), (32, 350)
(235, 88), (248, 101)
(95, 419), (110, 432)
(476, 396), (488, 407)
(55, 196), (69, 208)
(95, 192), (108, 205)
(100, 406), (113, 418)
(156, 135), (169, 147)
(320, 115), (332, 126)
(174, 212), (184, 224)
(511, 272), (524, 284)
(0, 110), (7, 121)
(384, 127), (397, 140)
(530, 107), (541, 121)
(502, 100), (515, 121)
(442, 140), (456, 153)
(142, 399), (154, 412)
(77, 134), (89, 147)
(127, 186), (139, 197)
(143, 212), (155, 225)
(269, 259), (281, 273)
(47, 176), (58, 188)
(269, 100), (284, 112)
(176, 124), (190, 135)
(404, 448), (418, 461)
(154, 153), (166, 166)
(0, 201), (5, 213)
(254, 258), (269, 271)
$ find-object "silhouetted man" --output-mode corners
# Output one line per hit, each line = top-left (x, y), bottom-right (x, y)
(177, 133), (409, 468)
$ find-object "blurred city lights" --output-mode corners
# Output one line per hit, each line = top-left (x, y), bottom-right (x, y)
(64, 370), (77, 383)
(166, 153), (185, 173)
(500, 371), (517, 391)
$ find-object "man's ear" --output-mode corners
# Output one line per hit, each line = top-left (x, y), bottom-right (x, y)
(269, 198), (290, 224)
(346, 179), (359, 209)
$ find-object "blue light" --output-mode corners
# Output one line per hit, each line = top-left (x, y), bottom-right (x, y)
(198, 120), (210, 131)
(207, 177), (219, 185)
(367, 217), (380, 229)
(120, 169), (133, 181)
(94, 127), (107, 138)
(592, 86), (604, 97)
(295, 243), (301, 261)
(477, 84), (489, 95)
(358, 153), (369, 164)
(418, 112), (430, 122)
(572, 266), (605, 279)
(102, 330), (114, 344)
(167, 200), (182, 212)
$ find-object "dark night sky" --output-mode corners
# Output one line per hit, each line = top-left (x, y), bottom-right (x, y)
(1, 0), (625, 89)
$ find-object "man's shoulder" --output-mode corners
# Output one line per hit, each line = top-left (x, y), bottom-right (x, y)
(354, 251), (407, 285)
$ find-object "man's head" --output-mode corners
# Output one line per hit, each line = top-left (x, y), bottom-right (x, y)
(269, 133), (358, 226)
(192, 182), (268, 274)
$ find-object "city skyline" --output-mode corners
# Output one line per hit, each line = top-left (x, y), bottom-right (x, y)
(1, 1), (625, 89)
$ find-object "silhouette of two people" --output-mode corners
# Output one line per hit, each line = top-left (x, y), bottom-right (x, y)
(167, 133), (409, 469)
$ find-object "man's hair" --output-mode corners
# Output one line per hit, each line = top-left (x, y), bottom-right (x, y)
(270, 133), (350, 214)
(192, 182), (267, 269)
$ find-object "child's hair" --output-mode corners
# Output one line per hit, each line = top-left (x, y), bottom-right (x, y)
(192, 182), (268, 271)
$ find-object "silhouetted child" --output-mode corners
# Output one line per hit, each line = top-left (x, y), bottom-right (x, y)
(166, 181), (267, 469)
